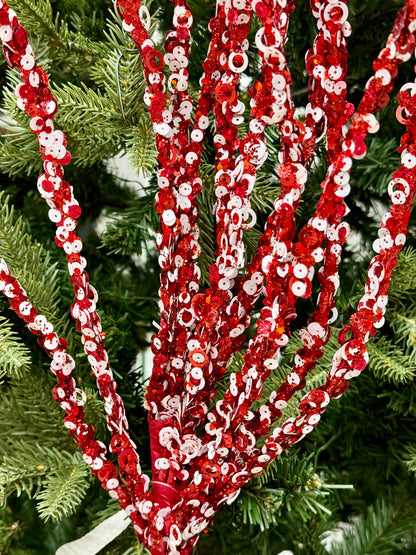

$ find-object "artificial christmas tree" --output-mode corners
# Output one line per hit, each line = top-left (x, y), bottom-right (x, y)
(1, 0), (416, 554)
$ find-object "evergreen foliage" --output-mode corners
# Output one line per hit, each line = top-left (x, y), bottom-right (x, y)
(0, 0), (415, 553)
(0, 315), (31, 378)
(330, 493), (416, 555)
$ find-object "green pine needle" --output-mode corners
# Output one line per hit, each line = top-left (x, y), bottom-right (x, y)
(0, 444), (85, 511)
(367, 336), (416, 385)
(0, 193), (67, 335)
(35, 454), (90, 522)
(0, 316), (32, 379)
(329, 494), (416, 555)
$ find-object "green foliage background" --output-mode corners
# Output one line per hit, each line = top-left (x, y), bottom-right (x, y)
(0, 0), (416, 553)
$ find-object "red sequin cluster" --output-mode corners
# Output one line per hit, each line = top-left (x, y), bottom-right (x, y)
(1, 0), (416, 554)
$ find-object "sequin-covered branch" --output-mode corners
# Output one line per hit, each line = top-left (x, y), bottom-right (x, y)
(0, 1), (149, 502)
(0, 260), (148, 539)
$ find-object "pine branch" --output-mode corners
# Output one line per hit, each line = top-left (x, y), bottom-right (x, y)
(351, 137), (399, 195)
(239, 487), (282, 532)
(125, 121), (158, 175)
(0, 71), (44, 177)
(384, 385), (416, 417)
(0, 193), (68, 335)
(250, 182), (280, 213)
(35, 454), (90, 522)
(83, 387), (108, 440)
(196, 184), (216, 285)
(0, 513), (21, 553)
(388, 246), (416, 301)
(243, 228), (263, 267)
(329, 494), (416, 555)
(367, 336), (416, 385)
(5, 0), (103, 65)
(2, 69), (35, 129)
(404, 443), (416, 475)
(0, 443), (79, 507)
(5, 0), (70, 53)
(203, 451), (346, 555)
(90, 17), (148, 122)
(0, 126), (42, 177)
(389, 312), (416, 355)
(0, 373), (68, 449)
(53, 82), (118, 130)
(253, 452), (334, 521)
(52, 82), (122, 165)
(100, 195), (158, 257)
(0, 316), (32, 379)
